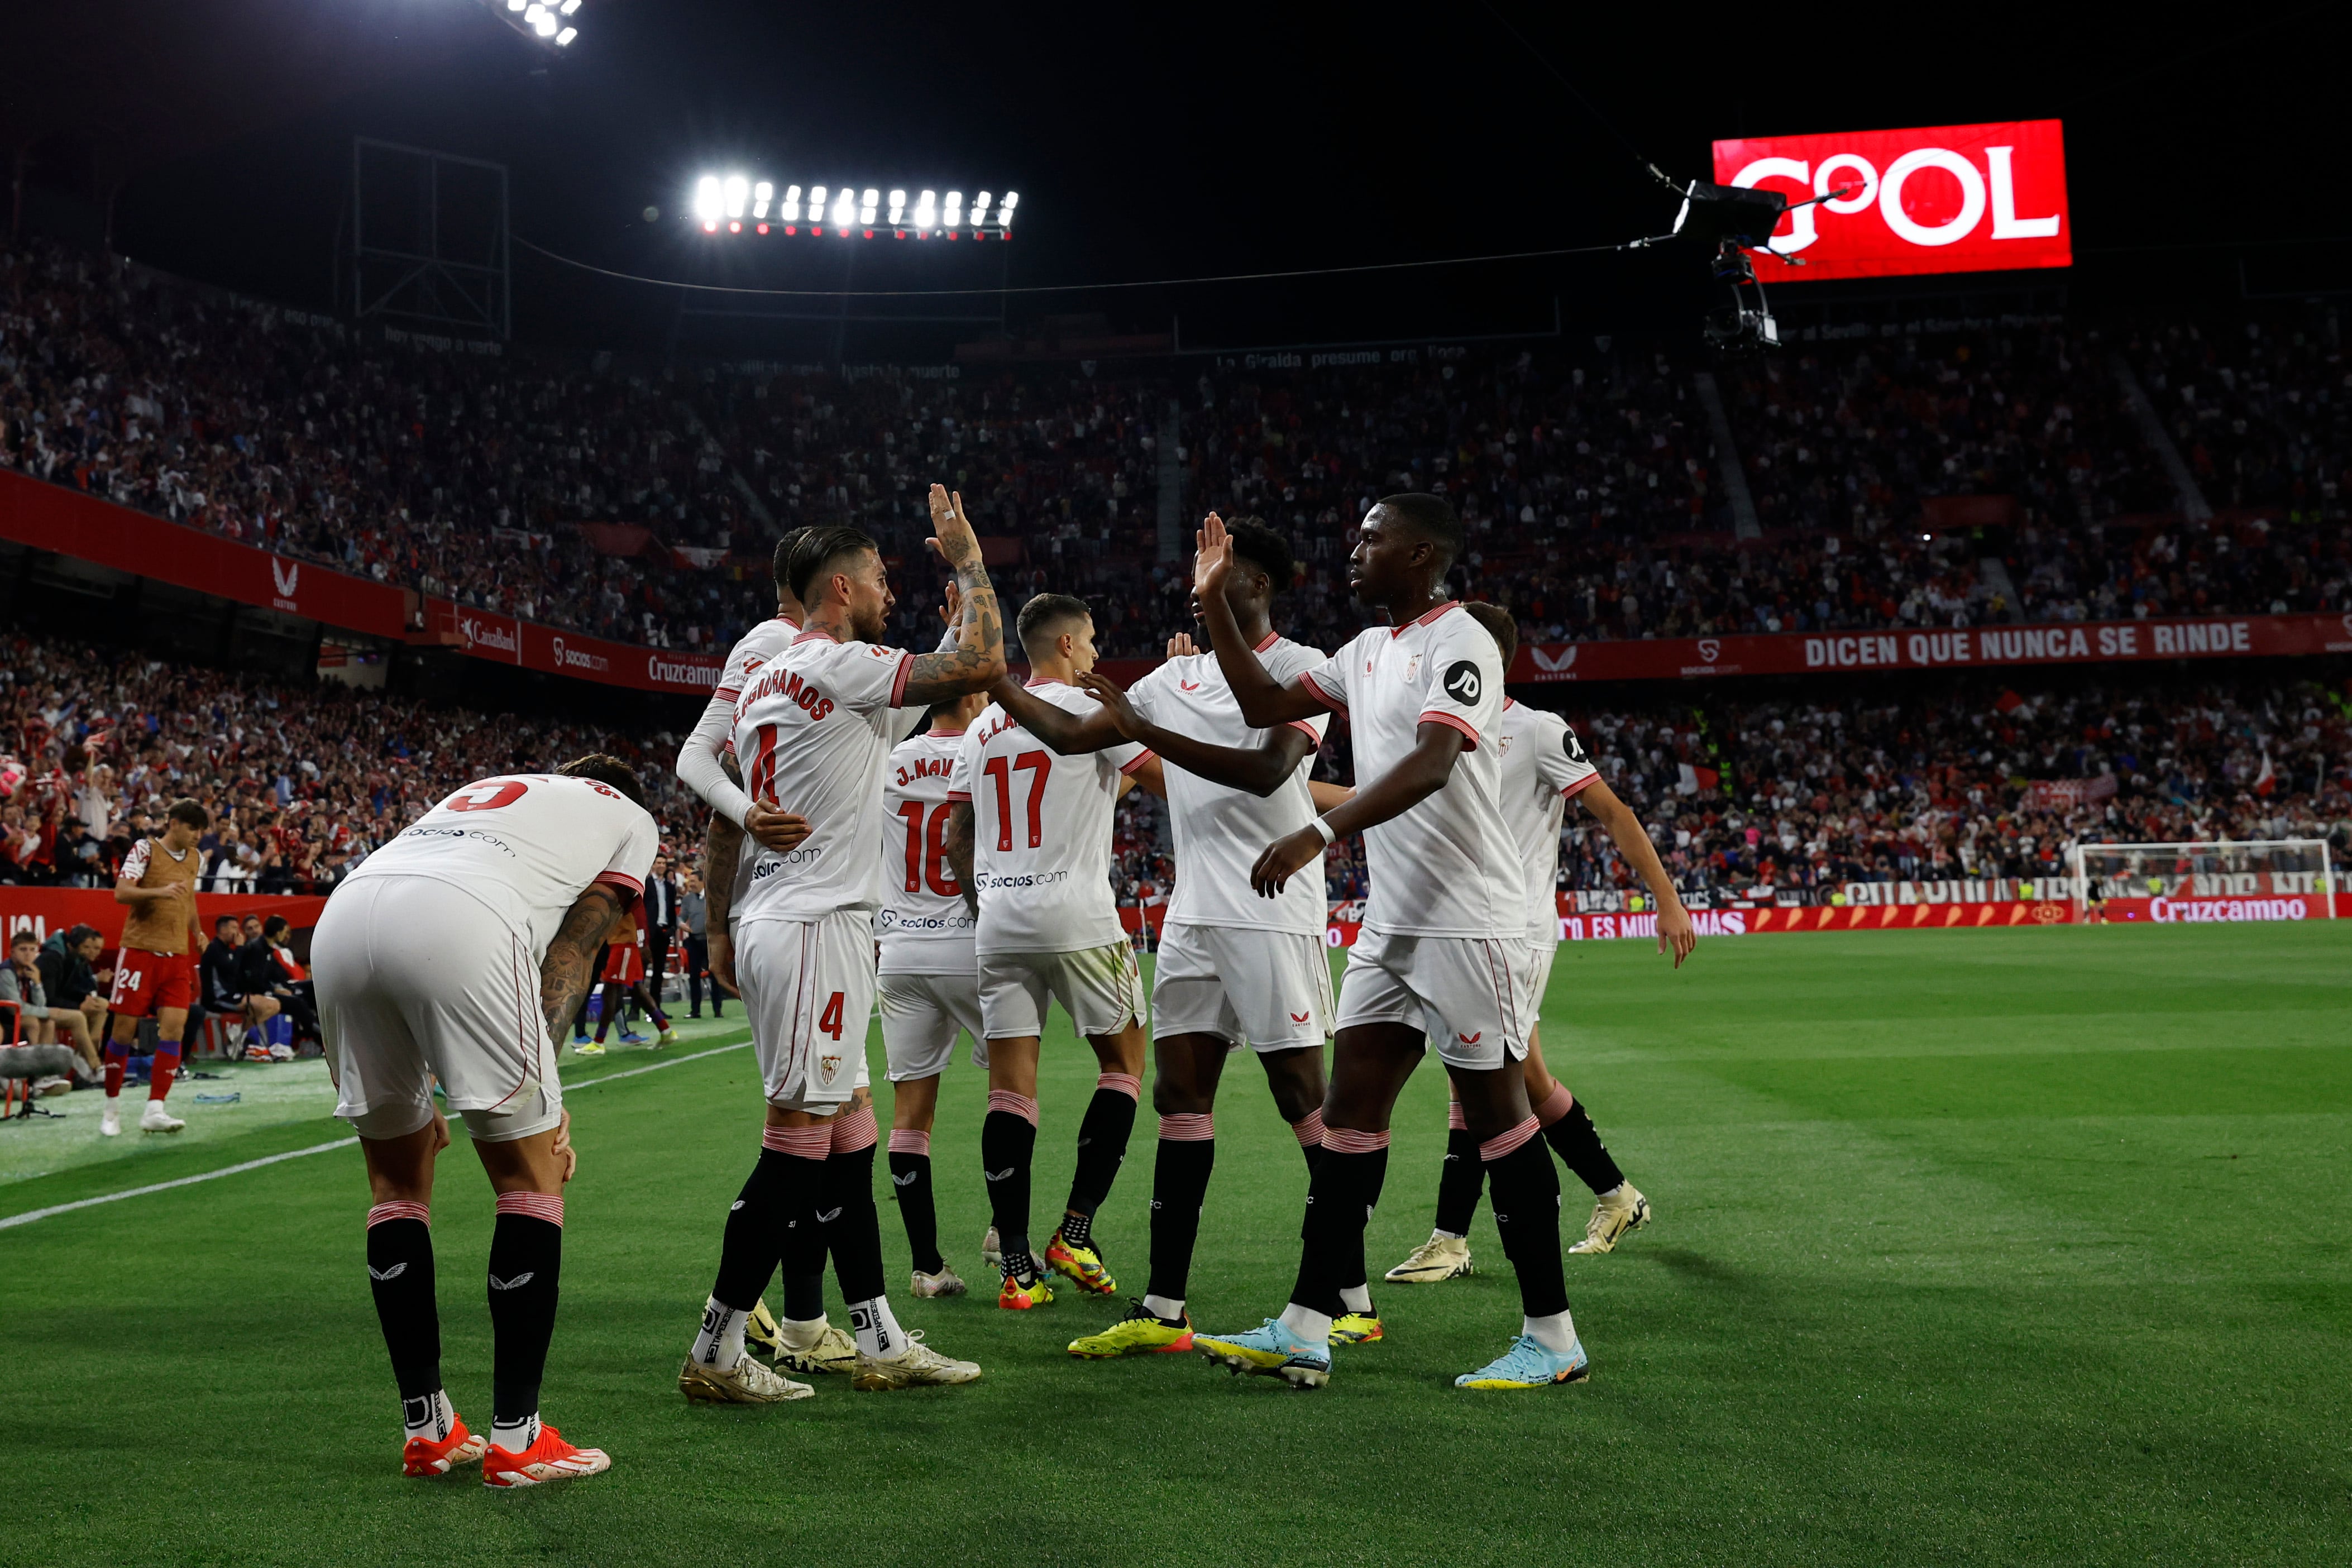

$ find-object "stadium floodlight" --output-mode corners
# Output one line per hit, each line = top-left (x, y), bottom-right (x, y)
(687, 174), (1017, 238)
(529, 7), (557, 36)
(556, 25), (576, 44)
(481, 0), (580, 50)
(561, 0), (581, 11)
(506, 0), (524, 9)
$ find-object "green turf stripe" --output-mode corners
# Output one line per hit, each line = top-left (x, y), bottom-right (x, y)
(0, 1038), (754, 1231)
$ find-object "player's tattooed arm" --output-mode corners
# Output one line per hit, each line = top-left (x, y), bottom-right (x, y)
(1193, 514), (1327, 727)
(1576, 778), (1696, 969)
(1077, 670), (1312, 796)
(540, 886), (622, 1045)
(900, 485), (1009, 705)
(1249, 720), (1467, 897)
(945, 801), (979, 917)
(702, 761), (745, 995)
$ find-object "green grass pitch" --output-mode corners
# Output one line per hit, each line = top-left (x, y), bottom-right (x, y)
(3, 925), (2348, 1566)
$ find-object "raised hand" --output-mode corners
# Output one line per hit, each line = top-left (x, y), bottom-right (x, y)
(745, 798), (812, 853)
(1165, 631), (1198, 658)
(1193, 512), (1234, 600)
(928, 484), (980, 570)
(940, 577), (963, 632)
(1077, 670), (1149, 741)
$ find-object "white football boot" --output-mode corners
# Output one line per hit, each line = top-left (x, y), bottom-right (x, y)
(1567, 1184), (1651, 1254)
(1385, 1231), (1474, 1284)
(100, 1101), (123, 1137)
(852, 1331), (982, 1390)
(140, 1100), (186, 1134)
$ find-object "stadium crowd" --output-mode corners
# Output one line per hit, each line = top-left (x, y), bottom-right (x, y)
(6, 234), (2350, 663)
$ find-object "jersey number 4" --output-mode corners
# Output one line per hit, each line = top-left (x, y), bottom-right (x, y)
(983, 750), (1051, 851)
(895, 801), (961, 896)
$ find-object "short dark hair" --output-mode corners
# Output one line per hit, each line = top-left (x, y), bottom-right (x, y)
(262, 916), (291, 941)
(214, 914), (240, 933)
(788, 525), (878, 606)
(1375, 493), (1464, 572)
(1223, 516), (1294, 589)
(166, 798), (209, 830)
(1017, 593), (1092, 653)
(11, 930), (38, 948)
(1462, 601), (1519, 669)
(66, 923), (102, 948)
(557, 754), (648, 810)
(771, 525), (812, 595)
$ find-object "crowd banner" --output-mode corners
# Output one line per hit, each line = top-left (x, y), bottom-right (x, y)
(0, 469), (413, 637)
(425, 599), (726, 696)
(1512, 613), (2352, 685)
(1, 890), (329, 950)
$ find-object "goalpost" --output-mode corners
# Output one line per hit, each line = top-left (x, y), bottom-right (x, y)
(2066, 839), (2337, 921)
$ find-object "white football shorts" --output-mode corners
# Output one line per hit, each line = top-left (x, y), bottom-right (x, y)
(737, 910), (876, 1111)
(879, 969), (989, 1081)
(1151, 921), (1332, 1053)
(314, 873), (563, 1143)
(1520, 938), (1560, 1040)
(1333, 927), (1533, 1070)
(978, 941), (1145, 1040)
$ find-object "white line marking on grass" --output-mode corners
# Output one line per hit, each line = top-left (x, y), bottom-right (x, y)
(0, 1040), (751, 1232)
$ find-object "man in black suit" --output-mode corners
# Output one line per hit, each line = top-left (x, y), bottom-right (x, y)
(642, 852), (681, 1040)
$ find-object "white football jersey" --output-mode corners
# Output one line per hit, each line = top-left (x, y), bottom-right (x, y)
(345, 772), (659, 959)
(712, 614), (800, 706)
(729, 629), (927, 926)
(1126, 633), (1330, 935)
(948, 680), (1152, 957)
(879, 726), (978, 974)
(1494, 699), (1599, 944)
(1299, 601), (1514, 939)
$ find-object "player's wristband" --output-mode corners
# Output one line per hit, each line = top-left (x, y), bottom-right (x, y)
(1308, 816), (1337, 847)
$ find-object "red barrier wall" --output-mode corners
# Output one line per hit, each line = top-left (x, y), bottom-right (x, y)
(0, 890), (327, 949)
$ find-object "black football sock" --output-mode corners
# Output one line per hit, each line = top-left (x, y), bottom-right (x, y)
(1484, 1121), (1571, 1321)
(486, 1193), (565, 1437)
(821, 1141), (885, 1308)
(1145, 1113), (1216, 1304)
(364, 1202), (440, 1408)
(1288, 1132), (1387, 1321)
(711, 1145), (818, 1311)
(1433, 1126), (1487, 1235)
(1341, 1142), (1388, 1299)
(1542, 1098), (1627, 1196)
(1062, 1073), (1140, 1225)
(887, 1131), (944, 1275)
(982, 1094), (1039, 1275)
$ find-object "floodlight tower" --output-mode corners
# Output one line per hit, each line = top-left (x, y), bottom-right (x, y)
(477, 0), (584, 49)
(688, 171), (1021, 241)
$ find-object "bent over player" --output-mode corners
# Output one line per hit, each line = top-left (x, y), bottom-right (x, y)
(103, 798), (208, 1136)
(313, 756), (658, 1486)
(1189, 499), (1693, 1391)
(680, 486), (1004, 1402)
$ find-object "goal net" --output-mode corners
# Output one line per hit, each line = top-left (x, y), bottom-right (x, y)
(2066, 840), (2336, 921)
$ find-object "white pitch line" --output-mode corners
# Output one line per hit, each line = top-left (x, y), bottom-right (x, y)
(0, 1039), (751, 1232)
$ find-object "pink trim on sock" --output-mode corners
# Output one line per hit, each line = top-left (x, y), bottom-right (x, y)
(366, 1201), (429, 1229)
(1159, 1111), (1215, 1141)
(763, 1123), (833, 1159)
(1479, 1116), (1541, 1161)
(1095, 1072), (1141, 1102)
(494, 1191), (565, 1227)
(888, 1129), (931, 1156)
(830, 1103), (879, 1154)
(1533, 1081), (1574, 1127)
(1292, 1108), (1326, 1147)
(1321, 1126), (1390, 1154)
(1446, 1099), (1467, 1131)
(987, 1090), (1039, 1126)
